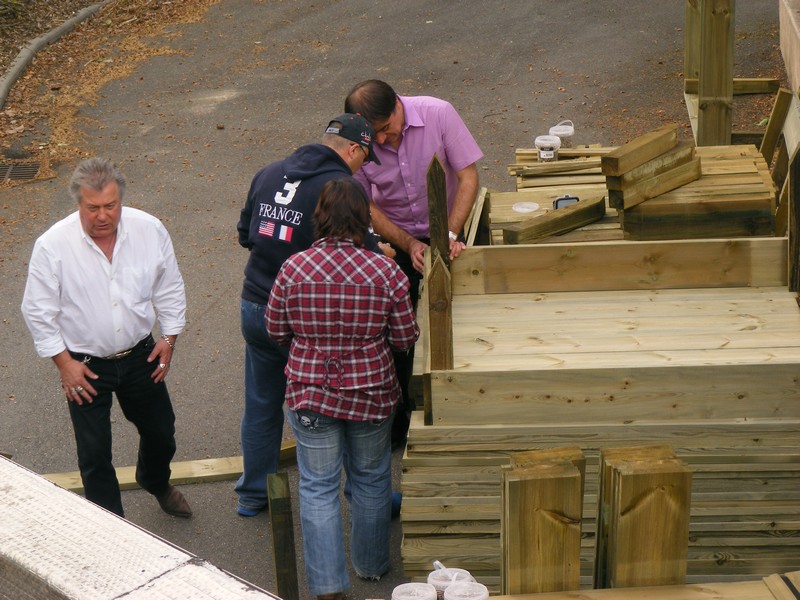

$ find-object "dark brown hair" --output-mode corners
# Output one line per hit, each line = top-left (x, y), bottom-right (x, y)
(344, 79), (397, 123)
(313, 178), (371, 245)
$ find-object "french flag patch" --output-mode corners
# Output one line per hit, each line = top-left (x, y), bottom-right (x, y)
(259, 221), (293, 241)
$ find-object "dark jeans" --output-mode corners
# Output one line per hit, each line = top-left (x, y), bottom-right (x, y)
(68, 335), (176, 517)
(389, 242), (424, 446)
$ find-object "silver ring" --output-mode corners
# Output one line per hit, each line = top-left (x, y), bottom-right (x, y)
(159, 363), (167, 369)
(69, 387), (76, 393)
(75, 385), (84, 393)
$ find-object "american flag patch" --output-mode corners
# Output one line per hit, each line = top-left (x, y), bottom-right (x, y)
(258, 221), (293, 242)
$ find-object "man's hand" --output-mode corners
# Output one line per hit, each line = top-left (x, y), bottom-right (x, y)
(410, 239), (428, 273)
(54, 352), (98, 406)
(148, 336), (175, 383)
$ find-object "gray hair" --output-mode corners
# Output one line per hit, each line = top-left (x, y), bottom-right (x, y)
(68, 157), (126, 203)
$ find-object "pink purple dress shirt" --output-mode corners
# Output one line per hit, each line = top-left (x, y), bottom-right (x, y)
(353, 95), (483, 239)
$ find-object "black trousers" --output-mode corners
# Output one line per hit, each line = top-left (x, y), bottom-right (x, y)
(390, 241), (425, 447)
(68, 335), (176, 516)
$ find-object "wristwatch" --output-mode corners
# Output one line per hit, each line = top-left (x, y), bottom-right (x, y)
(448, 230), (458, 241)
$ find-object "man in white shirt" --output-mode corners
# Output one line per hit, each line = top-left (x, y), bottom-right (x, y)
(21, 157), (191, 519)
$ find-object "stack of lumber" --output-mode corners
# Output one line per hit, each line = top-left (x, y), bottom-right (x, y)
(493, 144), (775, 244)
(402, 239), (800, 593)
(621, 143), (775, 240)
(601, 124), (702, 211)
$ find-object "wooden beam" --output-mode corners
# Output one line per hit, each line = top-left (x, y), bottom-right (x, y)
(606, 144), (696, 193)
(427, 253), (453, 371)
(428, 154), (450, 268)
(268, 473), (299, 600)
(451, 238), (788, 296)
(790, 146), (800, 291)
(466, 186), (488, 246)
(684, 0), (701, 84)
(697, 0), (735, 146)
(760, 88), (794, 165)
(43, 442), (297, 492)
(502, 194), (606, 244)
(601, 124), (679, 177)
(608, 156), (702, 210)
(684, 77), (781, 95)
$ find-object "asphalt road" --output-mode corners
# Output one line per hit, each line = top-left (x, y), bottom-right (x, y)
(0, 1), (784, 598)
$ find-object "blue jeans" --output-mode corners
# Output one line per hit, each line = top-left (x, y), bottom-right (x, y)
(68, 335), (176, 517)
(289, 408), (394, 596)
(235, 298), (289, 511)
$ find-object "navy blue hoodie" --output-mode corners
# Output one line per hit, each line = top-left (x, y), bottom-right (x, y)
(238, 143), (377, 304)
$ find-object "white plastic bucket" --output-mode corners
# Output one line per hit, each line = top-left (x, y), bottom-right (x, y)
(443, 581), (489, 600)
(427, 561), (475, 600)
(534, 134), (561, 162)
(392, 582), (438, 600)
(549, 119), (574, 147)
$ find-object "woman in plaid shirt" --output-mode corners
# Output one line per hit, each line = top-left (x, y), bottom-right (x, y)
(266, 178), (419, 600)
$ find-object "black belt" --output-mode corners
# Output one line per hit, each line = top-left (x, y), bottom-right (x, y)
(73, 335), (152, 363)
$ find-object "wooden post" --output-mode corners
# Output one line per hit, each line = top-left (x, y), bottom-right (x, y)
(501, 458), (582, 595)
(790, 146), (800, 291)
(267, 473), (299, 600)
(427, 154), (450, 268)
(427, 253), (453, 371)
(684, 0), (701, 88)
(697, 0), (735, 146)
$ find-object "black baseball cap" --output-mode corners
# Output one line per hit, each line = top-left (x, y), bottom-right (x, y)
(325, 113), (381, 165)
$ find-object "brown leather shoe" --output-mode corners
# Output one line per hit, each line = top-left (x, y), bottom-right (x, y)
(156, 484), (192, 518)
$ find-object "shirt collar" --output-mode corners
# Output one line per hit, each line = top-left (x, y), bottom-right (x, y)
(398, 96), (423, 132)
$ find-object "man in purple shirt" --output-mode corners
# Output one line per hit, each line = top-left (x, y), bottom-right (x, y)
(344, 79), (483, 448)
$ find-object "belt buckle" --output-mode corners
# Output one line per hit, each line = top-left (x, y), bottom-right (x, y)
(101, 348), (134, 360)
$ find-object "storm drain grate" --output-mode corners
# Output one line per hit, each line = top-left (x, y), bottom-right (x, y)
(0, 162), (41, 182)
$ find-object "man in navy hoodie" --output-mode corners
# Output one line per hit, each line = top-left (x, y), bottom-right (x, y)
(235, 114), (381, 516)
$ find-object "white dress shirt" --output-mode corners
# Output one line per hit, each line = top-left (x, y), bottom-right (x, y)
(21, 206), (186, 358)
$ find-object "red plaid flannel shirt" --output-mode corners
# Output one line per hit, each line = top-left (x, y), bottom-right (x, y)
(266, 238), (420, 421)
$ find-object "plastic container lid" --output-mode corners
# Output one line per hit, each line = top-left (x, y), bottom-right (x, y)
(427, 561), (475, 594)
(392, 582), (438, 600)
(443, 581), (489, 600)
(534, 134), (561, 150)
(549, 119), (574, 138)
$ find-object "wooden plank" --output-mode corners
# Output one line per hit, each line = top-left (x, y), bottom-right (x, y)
(790, 146), (800, 291)
(43, 443), (297, 493)
(502, 194), (606, 244)
(450, 238), (788, 296)
(684, 0), (701, 84)
(428, 154), (450, 267)
(601, 124), (680, 176)
(759, 88), (794, 164)
(267, 472), (299, 600)
(503, 463), (582, 594)
(605, 143), (696, 192)
(608, 156), (702, 210)
(684, 78), (781, 95)
(697, 0), (735, 146)
(466, 186), (488, 246)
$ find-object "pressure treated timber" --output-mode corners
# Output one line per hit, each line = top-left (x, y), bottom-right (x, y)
(43, 442), (297, 493)
(502, 194), (606, 244)
(601, 125), (679, 177)
(491, 573), (798, 600)
(608, 156), (702, 210)
(502, 462), (582, 594)
(450, 238), (787, 296)
(697, 0), (735, 146)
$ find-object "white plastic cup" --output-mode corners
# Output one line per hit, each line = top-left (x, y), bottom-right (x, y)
(534, 134), (561, 162)
(549, 119), (574, 147)
(443, 581), (489, 600)
(427, 562), (475, 600)
(392, 582), (438, 600)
